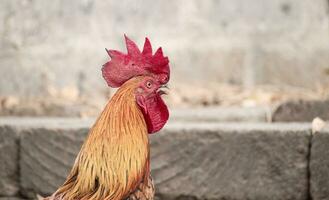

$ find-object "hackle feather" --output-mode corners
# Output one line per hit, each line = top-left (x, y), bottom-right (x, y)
(51, 77), (151, 200)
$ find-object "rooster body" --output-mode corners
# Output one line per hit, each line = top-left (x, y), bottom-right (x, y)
(46, 36), (170, 200)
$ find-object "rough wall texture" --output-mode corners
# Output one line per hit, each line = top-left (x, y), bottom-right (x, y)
(0, 0), (329, 99)
(272, 99), (329, 122)
(0, 118), (310, 200)
(20, 128), (88, 197)
(310, 126), (329, 200)
(0, 126), (19, 197)
(153, 123), (311, 200)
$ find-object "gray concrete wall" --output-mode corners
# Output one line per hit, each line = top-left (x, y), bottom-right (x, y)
(1, 0), (329, 99)
(0, 118), (313, 200)
(4, 118), (329, 199)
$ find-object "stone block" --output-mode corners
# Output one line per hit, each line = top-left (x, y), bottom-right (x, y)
(272, 100), (329, 122)
(310, 126), (329, 200)
(151, 123), (311, 200)
(10, 118), (311, 199)
(0, 126), (19, 196)
(20, 126), (88, 197)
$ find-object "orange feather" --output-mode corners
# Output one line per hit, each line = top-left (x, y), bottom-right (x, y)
(50, 76), (151, 200)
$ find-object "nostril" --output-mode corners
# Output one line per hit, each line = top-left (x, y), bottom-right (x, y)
(162, 76), (169, 83)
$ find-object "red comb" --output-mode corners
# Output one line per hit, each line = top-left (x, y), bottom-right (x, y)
(102, 35), (170, 87)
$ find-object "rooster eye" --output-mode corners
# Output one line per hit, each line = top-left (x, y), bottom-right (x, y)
(146, 81), (152, 88)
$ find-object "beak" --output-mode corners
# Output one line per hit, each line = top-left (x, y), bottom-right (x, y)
(161, 84), (169, 89)
(158, 84), (169, 95)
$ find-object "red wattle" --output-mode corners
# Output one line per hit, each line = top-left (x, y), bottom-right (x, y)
(137, 94), (169, 134)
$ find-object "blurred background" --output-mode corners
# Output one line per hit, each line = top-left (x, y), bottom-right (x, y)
(1, 0), (329, 117)
(1, 0), (329, 200)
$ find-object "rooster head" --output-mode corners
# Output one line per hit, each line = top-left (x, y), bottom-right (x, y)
(126, 75), (169, 134)
(102, 35), (170, 88)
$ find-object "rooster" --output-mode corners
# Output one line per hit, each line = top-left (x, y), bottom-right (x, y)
(45, 35), (170, 200)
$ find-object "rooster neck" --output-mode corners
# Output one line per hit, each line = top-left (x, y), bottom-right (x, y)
(54, 81), (151, 200)
(90, 87), (148, 140)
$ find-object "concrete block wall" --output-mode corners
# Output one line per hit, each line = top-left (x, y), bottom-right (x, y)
(0, 0), (329, 99)
(2, 118), (329, 200)
(310, 126), (329, 200)
(0, 126), (19, 196)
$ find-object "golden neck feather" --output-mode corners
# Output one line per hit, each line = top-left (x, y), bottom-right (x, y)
(53, 78), (150, 200)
